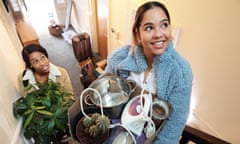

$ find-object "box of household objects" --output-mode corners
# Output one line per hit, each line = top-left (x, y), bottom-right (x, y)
(68, 76), (172, 144)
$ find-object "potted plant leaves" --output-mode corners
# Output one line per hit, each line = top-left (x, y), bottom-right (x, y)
(13, 81), (75, 144)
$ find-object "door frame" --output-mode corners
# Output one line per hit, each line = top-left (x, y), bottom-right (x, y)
(90, 0), (109, 59)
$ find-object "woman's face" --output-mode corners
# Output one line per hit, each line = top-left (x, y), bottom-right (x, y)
(29, 51), (50, 75)
(137, 7), (172, 57)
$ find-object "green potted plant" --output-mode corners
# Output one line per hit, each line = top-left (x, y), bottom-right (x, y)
(75, 112), (111, 144)
(13, 81), (75, 144)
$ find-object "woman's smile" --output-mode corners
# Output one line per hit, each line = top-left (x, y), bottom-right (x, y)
(151, 40), (165, 49)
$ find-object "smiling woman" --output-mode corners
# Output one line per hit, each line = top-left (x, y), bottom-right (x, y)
(104, 1), (193, 143)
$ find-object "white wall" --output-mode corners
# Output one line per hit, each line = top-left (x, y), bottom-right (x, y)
(0, 1), (24, 143)
(167, 1), (240, 143)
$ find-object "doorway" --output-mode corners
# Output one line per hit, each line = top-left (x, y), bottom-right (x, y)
(24, 0), (58, 34)
(94, 0), (108, 59)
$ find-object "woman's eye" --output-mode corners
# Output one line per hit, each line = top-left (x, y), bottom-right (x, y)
(161, 22), (169, 29)
(33, 60), (39, 65)
(145, 26), (153, 31)
(40, 55), (46, 61)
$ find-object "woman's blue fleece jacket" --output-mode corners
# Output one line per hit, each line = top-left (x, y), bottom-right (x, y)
(104, 42), (193, 144)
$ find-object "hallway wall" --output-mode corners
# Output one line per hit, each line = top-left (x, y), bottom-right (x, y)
(0, 1), (24, 143)
(167, 1), (240, 143)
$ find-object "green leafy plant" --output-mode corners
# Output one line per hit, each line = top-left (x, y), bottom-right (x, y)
(13, 81), (75, 144)
(82, 113), (110, 138)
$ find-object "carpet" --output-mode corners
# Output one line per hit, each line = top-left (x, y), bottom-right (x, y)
(36, 25), (83, 97)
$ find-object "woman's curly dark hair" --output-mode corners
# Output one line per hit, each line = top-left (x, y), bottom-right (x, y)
(21, 44), (48, 71)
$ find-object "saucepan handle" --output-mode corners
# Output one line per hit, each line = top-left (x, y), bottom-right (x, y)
(82, 92), (95, 106)
(127, 80), (137, 95)
(80, 88), (104, 119)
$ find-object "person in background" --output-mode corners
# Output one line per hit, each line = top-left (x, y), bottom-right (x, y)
(104, 1), (193, 143)
(18, 44), (74, 99)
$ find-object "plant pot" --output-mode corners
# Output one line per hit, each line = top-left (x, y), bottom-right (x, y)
(72, 107), (110, 144)
(76, 114), (110, 144)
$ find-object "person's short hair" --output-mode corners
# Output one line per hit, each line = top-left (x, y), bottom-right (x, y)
(22, 44), (48, 70)
(132, 1), (171, 45)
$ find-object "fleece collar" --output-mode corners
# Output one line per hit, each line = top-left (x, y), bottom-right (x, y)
(117, 41), (175, 72)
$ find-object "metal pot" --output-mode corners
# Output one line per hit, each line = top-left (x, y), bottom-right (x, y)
(152, 99), (171, 120)
(84, 73), (136, 119)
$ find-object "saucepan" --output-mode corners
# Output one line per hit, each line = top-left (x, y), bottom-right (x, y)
(83, 73), (136, 119)
(152, 99), (171, 120)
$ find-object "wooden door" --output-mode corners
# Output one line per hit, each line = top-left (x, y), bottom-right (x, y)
(95, 0), (108, 59)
